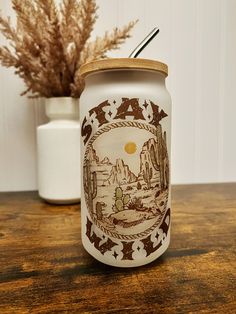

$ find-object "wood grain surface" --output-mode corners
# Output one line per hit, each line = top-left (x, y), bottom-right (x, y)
(0, 183), (235, 314)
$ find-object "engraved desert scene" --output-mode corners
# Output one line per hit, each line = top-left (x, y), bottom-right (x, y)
(83, 123), (169, 240)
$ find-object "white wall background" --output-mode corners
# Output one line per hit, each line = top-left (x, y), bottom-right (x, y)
(0, 0), (236, 192)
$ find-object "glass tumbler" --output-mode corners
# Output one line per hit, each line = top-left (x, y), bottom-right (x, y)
(79, 58), (171, 267)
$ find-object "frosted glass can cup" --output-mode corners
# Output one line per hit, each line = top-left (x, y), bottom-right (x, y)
(79, 58), (172, 267)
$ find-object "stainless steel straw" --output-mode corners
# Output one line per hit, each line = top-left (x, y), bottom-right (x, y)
(129, 28), (160, 58)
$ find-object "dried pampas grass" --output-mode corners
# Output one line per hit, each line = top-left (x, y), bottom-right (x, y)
(0, 0), (137, 98)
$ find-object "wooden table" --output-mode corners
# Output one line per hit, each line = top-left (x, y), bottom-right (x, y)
(0, 183), (235, 313)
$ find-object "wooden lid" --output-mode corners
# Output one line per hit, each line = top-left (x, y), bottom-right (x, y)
(79, 58), (168, 78)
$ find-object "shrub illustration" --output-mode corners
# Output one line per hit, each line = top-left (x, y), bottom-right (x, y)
(128, 197), (144, 210)
(137, 181), (142, 190)
(126, 185), (133, 191)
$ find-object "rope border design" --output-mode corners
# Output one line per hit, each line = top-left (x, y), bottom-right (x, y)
(83, 121), (168, 240)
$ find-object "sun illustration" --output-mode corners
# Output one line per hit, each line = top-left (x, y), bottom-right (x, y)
(124, 142), (137, 154)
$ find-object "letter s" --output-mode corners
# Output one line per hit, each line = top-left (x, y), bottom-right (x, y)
(81, 117), (92, 145)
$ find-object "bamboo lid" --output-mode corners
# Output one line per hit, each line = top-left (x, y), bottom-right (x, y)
(79, 58), (168, 78)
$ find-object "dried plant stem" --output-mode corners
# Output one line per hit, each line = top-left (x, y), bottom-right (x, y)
(0, 0), (137, 98)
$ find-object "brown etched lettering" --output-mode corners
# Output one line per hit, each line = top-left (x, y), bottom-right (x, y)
(150, 100), (168, 126)
(86, 217), (118, 255)
(81, 117), (92, 145)
(141, 208), (170, 257)
(86, 217), (102, 249)
(159, 208), (171, 236)
(89, 100), (110, 127)
(99, 238), (118, 255)
(141, 234), (162, 257)
(114, 98), (145, 120)
(121, 241), (134, 260)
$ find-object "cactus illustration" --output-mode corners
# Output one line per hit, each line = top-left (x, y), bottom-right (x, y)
(96, 201), (106, 220)
(116, 187), (123, 199)
(83, 159), (97, 212)
(150, 144), (159, 171)
(150, 127), (169, 191)
(114, 186), (130, 212)
(143, 161), (153, 189)
(150, 143), (163, 190)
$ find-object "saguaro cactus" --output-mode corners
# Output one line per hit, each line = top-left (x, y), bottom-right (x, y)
(114, 187), (130, 212)
(150, 144), (159, 171)
(143, 161), (153, 189)
(83, 159), (97, 212)
(150, 129), (168, 191)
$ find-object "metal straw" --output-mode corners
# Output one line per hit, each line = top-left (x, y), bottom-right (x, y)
(129, 28), (160, 58)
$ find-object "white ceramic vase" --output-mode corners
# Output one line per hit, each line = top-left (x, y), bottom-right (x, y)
(37, 97), (81, 204)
